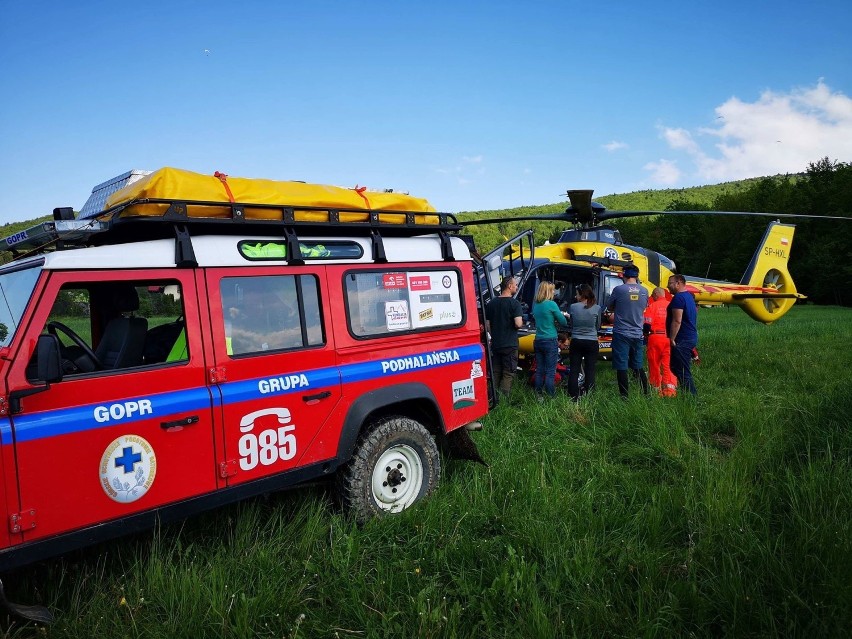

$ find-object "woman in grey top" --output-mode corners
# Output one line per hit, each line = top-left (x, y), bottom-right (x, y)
(567, 283), (601, 401)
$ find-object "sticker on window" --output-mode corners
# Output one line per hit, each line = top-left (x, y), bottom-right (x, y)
(385, 300), (410, 331)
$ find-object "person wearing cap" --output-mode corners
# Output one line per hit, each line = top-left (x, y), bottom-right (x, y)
(606, 265), (650, 398)
(485, 275), (523, 400)
(643, 287), (677, 397)
(667, 273), (699, 395)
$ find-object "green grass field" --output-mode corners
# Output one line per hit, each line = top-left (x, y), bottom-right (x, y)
(7, 305), (851, 638)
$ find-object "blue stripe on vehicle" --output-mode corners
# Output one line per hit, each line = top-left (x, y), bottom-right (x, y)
(11, 387), (214, 443)
(341, 344), (483, 383)
(219, 367), (341, 403)
(0, 418), (11, 446)
(8, 345), (484, 443)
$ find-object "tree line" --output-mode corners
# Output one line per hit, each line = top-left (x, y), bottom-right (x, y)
(3, 159), (850, 305)
(459, 158), (851, 307)
(614, 158), (851, 306)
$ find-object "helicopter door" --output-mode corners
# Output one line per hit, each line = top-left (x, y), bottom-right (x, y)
(476, 229), (536, 307)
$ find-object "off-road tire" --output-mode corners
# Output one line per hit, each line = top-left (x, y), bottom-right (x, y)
(337, 416), (440, 522)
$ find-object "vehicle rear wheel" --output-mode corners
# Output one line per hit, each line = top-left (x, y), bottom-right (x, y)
(337, 416), (440, 522)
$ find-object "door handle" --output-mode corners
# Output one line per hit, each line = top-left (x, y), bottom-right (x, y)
(302, 391), (332, 403)
(161, 415), (200, 430)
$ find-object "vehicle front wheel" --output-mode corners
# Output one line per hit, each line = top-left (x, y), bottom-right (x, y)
(337, 416), (440, 522)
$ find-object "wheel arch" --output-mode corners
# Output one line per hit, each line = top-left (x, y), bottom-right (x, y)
(335, 383), (444, 463)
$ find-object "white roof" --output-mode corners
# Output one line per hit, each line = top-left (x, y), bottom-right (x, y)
(38, 234), (472, 270)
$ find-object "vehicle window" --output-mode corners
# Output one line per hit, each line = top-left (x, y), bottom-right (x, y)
(0, 264), (41, 347)
(28, 280), (186, 381)
(221, 274), (323, 356)
(345, 269), (464, 338)
(238, 240), (363, 260)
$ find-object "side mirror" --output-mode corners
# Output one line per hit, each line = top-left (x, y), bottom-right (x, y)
(36, 334), (63, 383)
(9, 335), (63, 414)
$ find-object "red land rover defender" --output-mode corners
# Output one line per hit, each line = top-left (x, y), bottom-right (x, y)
(0, 169), (491, 614)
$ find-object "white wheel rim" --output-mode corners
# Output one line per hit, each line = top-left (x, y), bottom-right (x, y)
(371, 444), (424, 512)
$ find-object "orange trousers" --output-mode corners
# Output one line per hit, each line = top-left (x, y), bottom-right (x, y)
(647, 334), (677, 395)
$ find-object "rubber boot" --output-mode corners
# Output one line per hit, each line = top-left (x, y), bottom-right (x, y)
(635, 369), (650, 395)
(617, 370), (629, 399)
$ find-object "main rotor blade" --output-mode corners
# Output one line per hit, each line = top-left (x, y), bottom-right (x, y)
(458, 212), (573, 226)
(599, 209), (852, 221)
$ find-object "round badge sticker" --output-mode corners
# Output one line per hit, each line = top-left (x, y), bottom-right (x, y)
(99, 435), (157, 503)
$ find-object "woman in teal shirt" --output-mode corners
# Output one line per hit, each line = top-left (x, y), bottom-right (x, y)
(532, 280), (568, 397)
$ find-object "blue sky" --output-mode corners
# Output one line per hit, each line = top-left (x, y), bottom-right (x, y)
(1, 0), (851, 223)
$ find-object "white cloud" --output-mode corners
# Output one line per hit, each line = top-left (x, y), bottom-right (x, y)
(603, 140), (628, 152)
(651, 80), (852, 184)
(661, 127), (700, 154)
(644, 159), (681, 185)
(435, 155), (486, 188)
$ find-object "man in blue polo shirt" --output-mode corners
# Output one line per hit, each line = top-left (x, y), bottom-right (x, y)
(667, 273), (699, 395)
(606, 265), (650, 399)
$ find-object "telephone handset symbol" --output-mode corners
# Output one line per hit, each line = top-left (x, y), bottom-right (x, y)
(239, 407), (291, 433)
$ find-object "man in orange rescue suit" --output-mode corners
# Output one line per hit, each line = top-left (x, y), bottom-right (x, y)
(643, 287), (677, 397)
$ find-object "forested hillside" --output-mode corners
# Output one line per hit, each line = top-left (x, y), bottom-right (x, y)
(458, 159), (852, 306)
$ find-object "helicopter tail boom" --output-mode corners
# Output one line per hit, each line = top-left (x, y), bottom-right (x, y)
(736, 222), (801, 323)
(685, 222), (802, 323)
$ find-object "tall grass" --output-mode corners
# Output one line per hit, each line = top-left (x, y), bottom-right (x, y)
(5, 305), (851, 638)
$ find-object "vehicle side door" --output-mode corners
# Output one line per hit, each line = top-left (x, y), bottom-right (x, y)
(204, 267), (342, 486)
(4, 270), (218, 543)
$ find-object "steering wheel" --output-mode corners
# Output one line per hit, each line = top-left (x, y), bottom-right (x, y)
(47, 321), (102, 371)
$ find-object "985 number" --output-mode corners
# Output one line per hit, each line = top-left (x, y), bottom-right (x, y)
(238, 408), (298, 471)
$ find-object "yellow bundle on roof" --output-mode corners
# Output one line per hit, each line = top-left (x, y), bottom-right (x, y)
(103, 167), (438, 224)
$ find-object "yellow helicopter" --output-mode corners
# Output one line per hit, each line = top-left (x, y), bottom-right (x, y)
(467, 189), (842, 358)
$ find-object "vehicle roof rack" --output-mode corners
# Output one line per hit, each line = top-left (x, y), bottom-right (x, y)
(1, 198), (462, 263)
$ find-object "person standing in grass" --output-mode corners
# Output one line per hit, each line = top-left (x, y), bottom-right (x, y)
(606, 265), (650, 399)
(667, 273), (699, 396)
(532, 280), (568, 398)
(567, 283), (601, 401)
(485, 275), (523, 400)
(643, 286), (678, 397)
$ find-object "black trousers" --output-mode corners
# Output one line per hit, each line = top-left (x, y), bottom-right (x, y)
(568, 338), (598, 400)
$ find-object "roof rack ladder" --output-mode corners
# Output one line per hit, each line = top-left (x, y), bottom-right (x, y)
(438, 231), (455, 261)
(284, 228), (305, 266)
(370, 229), (387, 263)
(173, 225), (198, 268)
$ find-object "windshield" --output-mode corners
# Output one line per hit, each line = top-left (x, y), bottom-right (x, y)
(0, 263), (42, 347)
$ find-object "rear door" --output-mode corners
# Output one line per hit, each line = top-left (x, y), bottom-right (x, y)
(5, 270), (218, 543)
(204, 267), (342, 486)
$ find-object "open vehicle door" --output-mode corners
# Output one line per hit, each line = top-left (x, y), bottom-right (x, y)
(476, 229), (536, 308)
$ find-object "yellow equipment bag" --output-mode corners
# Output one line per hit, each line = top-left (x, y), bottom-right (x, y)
(103, 167), (438, 224)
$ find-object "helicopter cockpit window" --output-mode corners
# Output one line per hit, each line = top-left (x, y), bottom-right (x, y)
(602, 272), (623, 309)
(557, 228), (622, 244)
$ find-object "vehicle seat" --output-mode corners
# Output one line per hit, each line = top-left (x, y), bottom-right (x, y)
(143, 319), (185, 364)
(95, 286), (148, 369)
